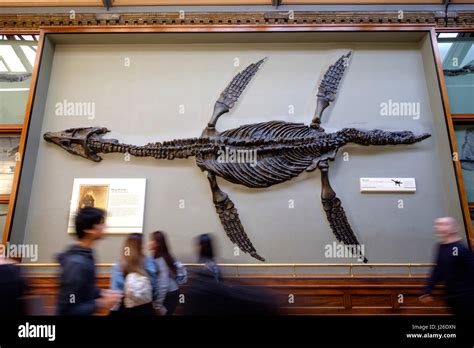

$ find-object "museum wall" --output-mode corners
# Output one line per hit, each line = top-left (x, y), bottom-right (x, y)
(10, 33), (465, 270)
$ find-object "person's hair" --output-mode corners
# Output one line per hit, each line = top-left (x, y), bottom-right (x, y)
(121, 233), (146, 276)
(75, 207), (105, 240)
(446, 217), (460, 234)
(151, 231), (177, 275)
(196, 234), (215, 261)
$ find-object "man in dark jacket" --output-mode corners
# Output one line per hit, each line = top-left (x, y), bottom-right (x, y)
(0, 254), (26, 316)
(420, 217), (474, 317)
(56, 207), (121, 315)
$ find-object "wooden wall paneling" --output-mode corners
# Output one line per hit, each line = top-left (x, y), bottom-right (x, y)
(24, 274), (450, 315)
(451, 114), (474, 122)
(0, 125), (23, 133)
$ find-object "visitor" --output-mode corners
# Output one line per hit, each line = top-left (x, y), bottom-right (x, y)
(195, 233), (221, 281)
(183, 272), (278, 315)
(419, 217), (474, 317)
(56, 207), (122, 315)
(149, 231), (180, 315)
(0, 248), (26, 316)
(110, 233), (157, 316)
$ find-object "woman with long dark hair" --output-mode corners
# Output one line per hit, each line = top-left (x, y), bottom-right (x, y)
(195, 233), (221, 281)
(149, 231), (180, 315)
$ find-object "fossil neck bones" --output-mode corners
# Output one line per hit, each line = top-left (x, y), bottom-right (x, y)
(44, 52), (430, 262)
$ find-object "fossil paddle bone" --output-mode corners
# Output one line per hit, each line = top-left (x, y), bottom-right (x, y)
(44, 53), (431, 262)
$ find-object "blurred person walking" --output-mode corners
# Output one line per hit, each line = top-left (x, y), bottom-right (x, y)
(110, 233), (157, 316)
(0, 248), (26, 316)
(195, 233), (221, 282)
(420, 217), (474, 317)
(149, 231), (181, 315)
(56, 207), (122, 315)
(183, 271), (278, 315)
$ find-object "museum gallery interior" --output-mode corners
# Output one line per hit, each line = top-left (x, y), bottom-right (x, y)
(0, 0), (473, 316)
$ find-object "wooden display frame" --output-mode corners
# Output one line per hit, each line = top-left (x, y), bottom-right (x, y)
(2, 24), (473, 267)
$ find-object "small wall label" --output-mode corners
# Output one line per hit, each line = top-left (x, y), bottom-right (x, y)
(360, 178), (416, 193)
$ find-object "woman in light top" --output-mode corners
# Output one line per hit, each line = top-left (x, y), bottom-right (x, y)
(110, 233), (157, 316)
(149, 231), (180, 316)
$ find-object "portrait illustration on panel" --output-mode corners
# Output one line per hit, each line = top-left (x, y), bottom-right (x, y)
(78, 184), (109, 211)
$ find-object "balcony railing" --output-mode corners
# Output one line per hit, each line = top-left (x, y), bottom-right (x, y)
(17, 262), (434, 278)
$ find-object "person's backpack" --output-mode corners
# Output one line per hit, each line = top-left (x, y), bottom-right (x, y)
(174, 261), (188, 285)
(123, 272), (153, 308)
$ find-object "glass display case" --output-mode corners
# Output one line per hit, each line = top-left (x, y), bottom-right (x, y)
(438, 31), (474, 231)
(0, 33), (39, 242)
(0, 34), (38, 124)
(454, 124), (474, 203)
(438, 32), (474, 115)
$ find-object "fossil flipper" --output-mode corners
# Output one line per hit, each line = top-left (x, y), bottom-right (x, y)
(207, 172), (265, 261)
(318, 160), (368, 263)
(311, 51), (352, 129)
(205, 58), (266, 133)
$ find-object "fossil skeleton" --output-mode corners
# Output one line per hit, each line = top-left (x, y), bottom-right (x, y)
(443, 63), (474, 76)
(0, 72), (32, 83)
(44, 52), (431, 262)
